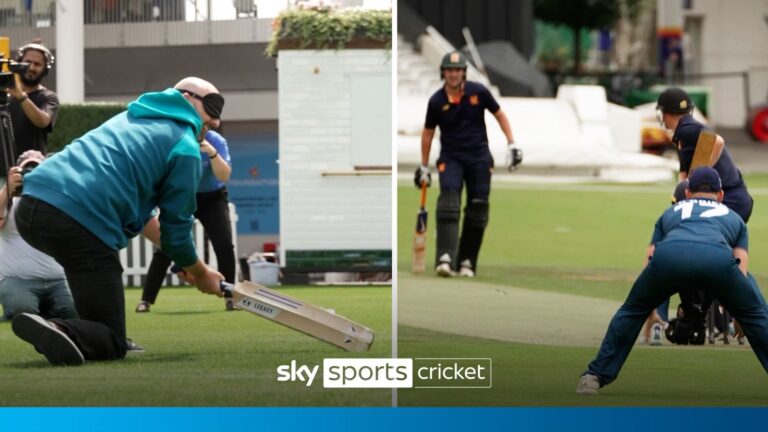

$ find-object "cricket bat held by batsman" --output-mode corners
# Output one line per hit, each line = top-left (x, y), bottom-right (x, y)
(689, 130), (717, 172)
(223, 281), (375, 352)
(412, 181), (428, 273)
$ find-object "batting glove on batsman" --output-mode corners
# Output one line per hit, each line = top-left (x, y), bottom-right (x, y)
(414, 165), (431, 188)
(506, 144), (523, 171)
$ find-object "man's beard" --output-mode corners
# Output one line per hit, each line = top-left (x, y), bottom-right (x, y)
(19, 72), (44, 87)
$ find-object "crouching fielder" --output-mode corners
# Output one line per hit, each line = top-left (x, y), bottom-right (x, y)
(577, 167), (768, 394)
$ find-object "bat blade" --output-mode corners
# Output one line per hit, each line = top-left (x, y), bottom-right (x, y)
(689, 130), (717, 171)
(231, 281), (375, 352)
(412, 182), (429, 274)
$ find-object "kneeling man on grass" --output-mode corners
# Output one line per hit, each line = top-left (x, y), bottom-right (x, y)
(577, 167), (768, 394)
(10, 77), (225, 366)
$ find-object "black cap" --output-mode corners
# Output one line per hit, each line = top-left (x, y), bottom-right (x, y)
(688, 167), (722, 193)
(656, 87), (694, 114)
(671, 180), (689, 204)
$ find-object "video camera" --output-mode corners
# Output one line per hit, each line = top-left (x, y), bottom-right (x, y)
(0, 53), (30, 92)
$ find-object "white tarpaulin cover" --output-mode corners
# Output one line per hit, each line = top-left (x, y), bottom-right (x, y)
(398, 85), (676, 183)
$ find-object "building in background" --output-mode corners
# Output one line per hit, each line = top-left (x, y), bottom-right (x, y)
(1, 0), (392, 272)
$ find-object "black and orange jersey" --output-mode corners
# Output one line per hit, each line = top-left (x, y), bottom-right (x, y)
(424, 81), (500, 153)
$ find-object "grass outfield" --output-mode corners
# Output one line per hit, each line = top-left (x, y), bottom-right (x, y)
(397, 175), (768, 406)
(0, 285), (391, 406)
(399, 326), (768, 406)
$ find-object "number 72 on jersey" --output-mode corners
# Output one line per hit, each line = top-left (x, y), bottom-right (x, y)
(674, 200), (729, 219)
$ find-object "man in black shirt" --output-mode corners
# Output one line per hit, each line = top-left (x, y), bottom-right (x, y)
(416, 51), (521, 277)
(1, 42), (59, 182)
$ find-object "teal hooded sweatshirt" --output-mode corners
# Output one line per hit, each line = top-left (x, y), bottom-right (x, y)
(23, 88), (203, 267)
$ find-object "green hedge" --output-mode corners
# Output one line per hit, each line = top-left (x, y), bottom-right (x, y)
(265, 8), (391, 57)
(49, 103), (126, 152)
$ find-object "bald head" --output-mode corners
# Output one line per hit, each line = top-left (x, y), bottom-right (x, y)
(174, 77), (218, 96)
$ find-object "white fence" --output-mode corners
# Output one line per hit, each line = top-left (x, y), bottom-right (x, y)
(120, 203), (239, 287)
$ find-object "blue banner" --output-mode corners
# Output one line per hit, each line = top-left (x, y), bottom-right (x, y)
(226, 133), (279, 235)
(3, 408), (768, 431)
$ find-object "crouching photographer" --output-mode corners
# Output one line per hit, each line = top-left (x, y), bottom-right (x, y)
(0, 150), (77, 321)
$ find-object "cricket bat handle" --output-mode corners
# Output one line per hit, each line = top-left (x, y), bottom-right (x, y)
(419, 181), (428, 208)
(170, 264), (233, 294)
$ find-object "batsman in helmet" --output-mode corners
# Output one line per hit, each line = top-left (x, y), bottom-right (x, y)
(656, 87), (753, 222)
(416, 51), (520, 278)
(655, 87), (754, 343)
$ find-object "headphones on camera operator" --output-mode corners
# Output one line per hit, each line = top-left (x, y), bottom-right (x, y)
(0, 42), (54, 91)
(16, 43), (55, 77)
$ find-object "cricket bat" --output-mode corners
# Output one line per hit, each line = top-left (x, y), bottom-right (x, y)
(689, 130), (717, 171)
(225, 281), (375, 352)
(411, 181), (428, 273)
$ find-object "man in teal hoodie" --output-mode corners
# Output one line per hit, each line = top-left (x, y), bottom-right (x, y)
(9, 77), (226, 366)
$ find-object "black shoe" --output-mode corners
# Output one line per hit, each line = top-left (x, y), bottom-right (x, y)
(12, 313), (84, 366)
(126, 338), (145, 353)
(135, 301), (150, 313)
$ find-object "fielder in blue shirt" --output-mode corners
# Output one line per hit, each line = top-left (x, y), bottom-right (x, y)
(577, 167), (768, 394)
(645, 88), (755, 344)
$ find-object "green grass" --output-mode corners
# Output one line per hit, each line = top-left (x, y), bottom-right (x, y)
(0, 286), (391, 406)
(397, 177), (768, 406)
(399, 326), (768, 406)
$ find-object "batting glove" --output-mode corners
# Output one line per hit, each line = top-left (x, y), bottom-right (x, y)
(506, 144), (523, 171)
(414, 165), (431, 188)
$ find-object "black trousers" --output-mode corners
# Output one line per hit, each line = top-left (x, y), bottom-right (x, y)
(15, 196), (127, 361)
(141, 188), (236, 304)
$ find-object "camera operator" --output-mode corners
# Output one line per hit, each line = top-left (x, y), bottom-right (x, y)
(1, 42), (59, 185)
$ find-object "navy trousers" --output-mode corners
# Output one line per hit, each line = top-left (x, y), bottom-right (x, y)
(585, 241), (768, 385)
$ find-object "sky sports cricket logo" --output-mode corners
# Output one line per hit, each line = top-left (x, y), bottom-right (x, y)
(276, 358), (492, 388)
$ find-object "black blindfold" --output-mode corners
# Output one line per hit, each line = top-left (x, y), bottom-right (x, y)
(179, 89), (225, 119)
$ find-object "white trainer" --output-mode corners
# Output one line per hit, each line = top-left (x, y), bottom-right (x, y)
(651, 323), (663, 346)
(435, 262), (455, 277)
(575, 374), (600, 395)
(458, 260), (475, 277)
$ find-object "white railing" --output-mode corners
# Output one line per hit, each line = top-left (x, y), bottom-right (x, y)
(0, 0), (271, 28)
(120, 202), (239, 287)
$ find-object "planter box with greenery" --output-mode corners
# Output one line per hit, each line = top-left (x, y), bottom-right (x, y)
(265, 8), (391, 56)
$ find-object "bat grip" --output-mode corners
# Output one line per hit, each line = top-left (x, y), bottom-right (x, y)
(170, 264), (233, 293)
(419, 181), (428, 207)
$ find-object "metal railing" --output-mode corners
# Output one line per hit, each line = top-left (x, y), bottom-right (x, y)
(0, 0), (271, 28)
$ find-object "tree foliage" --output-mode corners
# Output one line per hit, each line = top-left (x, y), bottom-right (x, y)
(534, 0), (620, 31)
(534, 0), (637, 72)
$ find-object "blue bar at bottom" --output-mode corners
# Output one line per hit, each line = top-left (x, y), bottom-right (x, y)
(2, 407), (768, 431)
